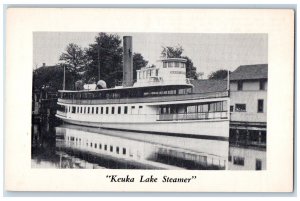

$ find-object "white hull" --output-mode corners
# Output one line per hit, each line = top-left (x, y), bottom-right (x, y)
(56, 114), (229, 141)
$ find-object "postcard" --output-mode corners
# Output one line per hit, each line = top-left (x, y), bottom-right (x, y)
(5, 8), (294, 192)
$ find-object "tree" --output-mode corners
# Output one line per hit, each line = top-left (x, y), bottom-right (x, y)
(161, 45), (183, 58)
(160, 45), (198, 79)
(84, 33), (123, 87)
(182, 56), (198, 80)
(208, 69), (230, 80)
(133, 53), (148, 81)
(59, 43), (88, 80)
(33, 65), (77, 91)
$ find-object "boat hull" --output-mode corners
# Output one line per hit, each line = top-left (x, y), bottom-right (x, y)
(56, 114), (229, 141)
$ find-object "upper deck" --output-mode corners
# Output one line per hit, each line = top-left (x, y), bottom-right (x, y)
(58, 83), (193, 102)
(58, 83), (228, 105)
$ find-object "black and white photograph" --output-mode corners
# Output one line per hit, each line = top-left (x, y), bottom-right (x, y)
(5, 8), (294, 192)
(32, 32), (267, 170)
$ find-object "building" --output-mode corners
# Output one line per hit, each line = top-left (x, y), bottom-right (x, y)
(228, 64), (267, 170)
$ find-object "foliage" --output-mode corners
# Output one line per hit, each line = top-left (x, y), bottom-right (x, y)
(208, 69), (230, 80)
(182, 56), (198, 80)
(161, 45), (183, 58)
(83, 33), (123, 87)
(33, 65), (77, 91)
(59, 43), (89, 81)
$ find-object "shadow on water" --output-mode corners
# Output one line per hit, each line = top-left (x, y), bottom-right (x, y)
(31, 117), (62, 166)
(31, 117), (266, 170)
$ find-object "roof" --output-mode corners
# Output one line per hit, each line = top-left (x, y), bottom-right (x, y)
(190, 79), (227, 94)
(160, 58), (187, 62)
(230, 64), (268, 81)
(58, 83), (193, 93)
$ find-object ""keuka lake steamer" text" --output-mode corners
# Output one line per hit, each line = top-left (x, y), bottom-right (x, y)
(106, 175), (197, 183)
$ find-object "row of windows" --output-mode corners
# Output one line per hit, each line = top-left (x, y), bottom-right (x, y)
(228, 156), (263, 170)
(138, 69), (159, 79)
(68, 105), (143, 115)
(67, 136), (128, 156)
(230, 99), (264, 113)
(237, 80), (266, 91)
(60, 87), (192, 100)
(160, 101), (227, 115)
(162, 62), (185, 68)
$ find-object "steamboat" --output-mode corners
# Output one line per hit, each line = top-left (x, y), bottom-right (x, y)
(56, 36), (230, 140)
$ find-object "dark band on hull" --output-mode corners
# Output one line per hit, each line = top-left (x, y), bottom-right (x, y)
(101, 127), (229, 141)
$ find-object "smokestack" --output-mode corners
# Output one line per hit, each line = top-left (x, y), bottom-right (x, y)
(123, 36), (133, 87)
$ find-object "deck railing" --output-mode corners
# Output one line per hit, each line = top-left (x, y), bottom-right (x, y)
(58, 91), (229, 105)
(157, 111), (228, 121)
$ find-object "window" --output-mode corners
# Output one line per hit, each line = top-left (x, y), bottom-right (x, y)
(124, 106), (128, 114)
(138, 71), (141, 79)
(111, 107), (115, 114)
(233, 156), (244, 166)
(110, 146), (113, 152)
(72, 106), (76, 113)
(156, 69), (159, 76)
(230, 105), (234, 112)
(118, 106), (121, 114)
(80, 107), (83, 113)
(123, 148), (126, 155)
(258, 99), (264, 113)
(175, 62), (179, 67)
(256, 159), (262, 170)
(202, 104), (208, 112)
(92, 107), (94, 114)
(131, 106), (135, 114)
(237, 81), (243, 91)
(99, 144), (102, 149)
(90, 143), (93, 147)
(168, 62), (172, 68)
(208, 103), (215, 112)
(94, 143), (97, 148)
(139, 106), (143, 109)
(235, 104), (246, 112)
(101, 107), (103, 114)
(187, 105), (197, 113)
(163, 62), (167, 68)
(77, 107), (79, 113)
(87, 107), (90, 114)
(104, 144), (107, 151)
(84, 107), (86, 114)
(116, 147), (119, 154)
(96, 107), (99, 114)
(259, 80), (265, 90)
(106, 107), (109, 114)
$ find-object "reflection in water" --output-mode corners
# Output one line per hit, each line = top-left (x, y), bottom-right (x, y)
(31, 120), (266, 170)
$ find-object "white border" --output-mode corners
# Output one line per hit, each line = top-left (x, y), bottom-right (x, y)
(4, 8), (294, 192)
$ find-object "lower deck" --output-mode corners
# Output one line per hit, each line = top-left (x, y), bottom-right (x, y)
(56, 97), (230, 138)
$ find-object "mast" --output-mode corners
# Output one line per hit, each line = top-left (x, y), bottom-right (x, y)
(63, 64), (66, 90)
(98, 45), (100, 81)
(227, 69), (230, 91)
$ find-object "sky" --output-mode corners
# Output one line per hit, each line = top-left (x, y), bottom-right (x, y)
(33, 32), (267, 79)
